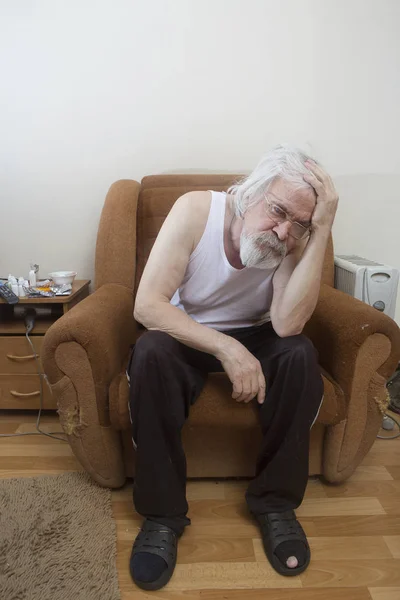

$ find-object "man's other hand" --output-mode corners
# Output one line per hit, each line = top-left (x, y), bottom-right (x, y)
(216, 338), (266, 405)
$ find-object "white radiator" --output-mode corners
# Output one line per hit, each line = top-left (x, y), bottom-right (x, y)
(334, 255), (399, 319)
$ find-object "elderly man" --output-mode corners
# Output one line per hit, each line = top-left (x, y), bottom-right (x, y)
(127, 145), (339, 590)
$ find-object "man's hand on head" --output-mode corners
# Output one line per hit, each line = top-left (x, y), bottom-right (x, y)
(303, 160), (339, 233)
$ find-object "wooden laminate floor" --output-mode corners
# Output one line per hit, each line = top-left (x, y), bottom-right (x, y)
(1, 410), (400, 600)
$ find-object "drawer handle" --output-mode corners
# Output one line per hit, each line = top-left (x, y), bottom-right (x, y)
(10, 390), (40, 398)
(7, 354), (38, 361)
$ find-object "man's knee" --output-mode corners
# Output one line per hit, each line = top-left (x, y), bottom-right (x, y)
(279, 334), (318, 365)
(128, 331), (178, 382)
(134, 330), (177, 359)
(291, 334), (317, 359)
(283, 335), (324, 402)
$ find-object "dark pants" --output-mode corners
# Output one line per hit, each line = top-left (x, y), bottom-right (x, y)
(127, 322), (324, 536)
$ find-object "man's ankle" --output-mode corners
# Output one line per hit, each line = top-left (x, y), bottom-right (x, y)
(147, 515), (190, 537)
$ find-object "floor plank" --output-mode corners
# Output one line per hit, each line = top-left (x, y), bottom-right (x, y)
(0, 441), (71, 456)
(323, 480), (400, 499)
(369, 588), (400, 600)
(253, 536), (392, 561)
(361, 440), (400, 466)
(119, 562), (302, 591)
(118, 537), (256, 565)
(303, 515), (400, 537)
(383, 536), (400, 558)
(300, 559), (400, 588)
(386, 466), (400, 480)
(347, 466), (394, 481)
(0, 422), (24, 434)
(187, 480), (225, 500)
(296, 497), (385, 517)
(0, 455), (81, 478)
(378, 495), (400, 515)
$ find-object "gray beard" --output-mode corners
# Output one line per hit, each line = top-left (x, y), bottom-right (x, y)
(239, 230), (286, 269)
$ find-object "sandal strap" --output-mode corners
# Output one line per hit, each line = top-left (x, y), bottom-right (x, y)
(258, 510), (308, 552)
(133, 521), (177, 566)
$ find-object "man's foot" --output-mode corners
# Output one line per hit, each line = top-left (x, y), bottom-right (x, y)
(129, 520), (178, 590)
(256, 510), (310, 576)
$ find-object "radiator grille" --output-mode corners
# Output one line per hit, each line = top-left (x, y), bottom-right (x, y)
(335, 267), (356, 296)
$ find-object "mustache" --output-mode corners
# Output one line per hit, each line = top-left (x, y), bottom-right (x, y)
(245, 231), (286, 257)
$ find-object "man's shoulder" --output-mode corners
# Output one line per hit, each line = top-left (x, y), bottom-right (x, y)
(173, 190), (212, 228)
(175, 190), (212, 216)
(171, 190), (213, 249)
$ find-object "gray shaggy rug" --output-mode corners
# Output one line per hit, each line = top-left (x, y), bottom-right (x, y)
(0, 471), (121, 600)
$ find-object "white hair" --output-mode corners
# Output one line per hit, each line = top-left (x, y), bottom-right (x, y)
(228, 144), (318, 217)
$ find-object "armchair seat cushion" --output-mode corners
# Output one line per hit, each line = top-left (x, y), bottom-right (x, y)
(109, 354), (346, 432)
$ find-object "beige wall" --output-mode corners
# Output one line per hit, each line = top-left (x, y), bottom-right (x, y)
(1, 0), (399, 323)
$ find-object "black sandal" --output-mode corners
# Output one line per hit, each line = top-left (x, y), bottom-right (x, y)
(256, 510), (311, 576)
(129, 520), (178, 590)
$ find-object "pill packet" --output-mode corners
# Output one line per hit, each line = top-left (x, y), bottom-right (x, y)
(26, 287), (55, 297)
(51, 284), (72, 296)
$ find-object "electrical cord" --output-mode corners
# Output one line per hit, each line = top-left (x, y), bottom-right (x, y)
(377, 412), (400, 440)
(0, 310), (67, 442)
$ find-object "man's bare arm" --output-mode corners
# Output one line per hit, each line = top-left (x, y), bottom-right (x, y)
(134, 193), (226, 354)
(270, 231), (329, 337)
(270, 160), (339, 337)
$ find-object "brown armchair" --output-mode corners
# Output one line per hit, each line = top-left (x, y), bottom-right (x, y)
(42, 175), (400, 488)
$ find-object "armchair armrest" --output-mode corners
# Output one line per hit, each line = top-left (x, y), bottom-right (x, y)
(305, 284), (400, 482)
(304, 283), (400, 397)
(42, 283), (137, 421)
(41, 283), (138, 487)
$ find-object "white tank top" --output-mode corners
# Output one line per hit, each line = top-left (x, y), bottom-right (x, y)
(170, 191), (276, 331)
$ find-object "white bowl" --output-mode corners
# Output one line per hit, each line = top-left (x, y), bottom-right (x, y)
(49, 271), (77, 285)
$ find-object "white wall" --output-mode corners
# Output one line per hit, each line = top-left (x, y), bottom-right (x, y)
(1, 0), (400, 323)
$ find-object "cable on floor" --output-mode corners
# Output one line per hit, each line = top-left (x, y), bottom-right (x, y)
(377, 412), (400, 440)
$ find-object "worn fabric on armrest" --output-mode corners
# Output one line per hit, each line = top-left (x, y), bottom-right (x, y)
(304, 283), (400, 395)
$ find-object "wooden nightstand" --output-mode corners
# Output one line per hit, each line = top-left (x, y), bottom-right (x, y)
(0, 280), (90, 410)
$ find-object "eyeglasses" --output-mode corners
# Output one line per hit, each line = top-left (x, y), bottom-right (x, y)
(263, 195), (311, 240)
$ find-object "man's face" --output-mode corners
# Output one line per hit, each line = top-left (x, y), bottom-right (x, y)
(239, 178), (316, 269)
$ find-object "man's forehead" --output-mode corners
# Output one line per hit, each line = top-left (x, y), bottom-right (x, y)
(269, 179), (315, 221)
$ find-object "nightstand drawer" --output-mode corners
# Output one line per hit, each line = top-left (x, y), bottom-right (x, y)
(0, 337), (43, 374)
(0, 374), (56, 410)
